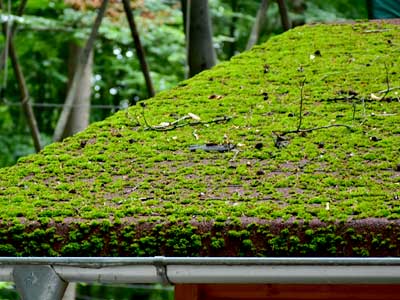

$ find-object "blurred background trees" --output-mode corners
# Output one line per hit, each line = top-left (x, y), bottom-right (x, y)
(0, 0), (368, 168)
(0, 281), (174, 300)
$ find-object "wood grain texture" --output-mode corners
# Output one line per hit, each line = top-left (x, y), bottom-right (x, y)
(175, 284), (400, 300)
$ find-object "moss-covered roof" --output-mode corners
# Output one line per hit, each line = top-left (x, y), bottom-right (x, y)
(0, 21), (399, 257)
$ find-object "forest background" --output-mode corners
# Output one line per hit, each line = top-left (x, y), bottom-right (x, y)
(0, 0), (367, 168)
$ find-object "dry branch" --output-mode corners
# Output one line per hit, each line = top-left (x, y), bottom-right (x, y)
(143, 113), (232, 131)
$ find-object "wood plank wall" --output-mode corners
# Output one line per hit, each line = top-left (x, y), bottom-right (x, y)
(175, 284), (400, 300)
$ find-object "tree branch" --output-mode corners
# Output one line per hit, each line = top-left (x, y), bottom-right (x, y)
(381, 62), (390, 101)
(144, 115), (232, 131)
(0, 0), (42, 152)
(279, 124), (353, 137)
(122, 0), (155, 98)
(297, 77), (306, 131)
(0, 0), (27, 71)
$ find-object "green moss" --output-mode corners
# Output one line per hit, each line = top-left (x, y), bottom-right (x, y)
(0, 244), (17, 256)
(0, 21), (399, 256)
(211, 237), (225, 249)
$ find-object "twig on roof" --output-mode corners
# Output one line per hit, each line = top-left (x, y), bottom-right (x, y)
(143, 111), (232, 131)
(381, 63), (390, 101)
(377, 86), (400, 94)
(297, 77), (306, 131)
(272, 124), (353, 148)
(272, 77), (353, 148)
(280, 124), (353, 136)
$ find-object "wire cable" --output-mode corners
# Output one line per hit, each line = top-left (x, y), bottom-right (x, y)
(0, 99), (126, 110)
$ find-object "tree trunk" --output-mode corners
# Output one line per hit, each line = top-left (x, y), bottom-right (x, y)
(8, 39), (42, 152)
(62, 42), (93, 139)
(228, 0), (238, 58)
(246, 0), (269, 50)
(122, 0), (155, 98)
(277, 0), (292, 31)
(182, 0), (216, 77)
(53, 0), (108, 142)
(0, 0), (42, 152)
(180, 0), (190, 77)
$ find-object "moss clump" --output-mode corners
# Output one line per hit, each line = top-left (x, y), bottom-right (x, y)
(0, 21), (399, 256)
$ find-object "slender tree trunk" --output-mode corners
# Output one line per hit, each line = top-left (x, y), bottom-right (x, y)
(180, 0), (190, 77)
(277, 0), (292, 31)
(228, 0), (238, 58)
(246, 0), (269, 50)
(62, 42), (93, 139)
(0, 0), (27, 71)
(366, 0), (374, 19)
(182, 0), (216, 77)
(0, 0), (42, 152)
(121, 0), (155, 98)
(53, 0), (108, 142)
(8, 40), (42, 152)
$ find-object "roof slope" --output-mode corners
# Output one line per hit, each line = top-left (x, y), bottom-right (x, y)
(0, 21), (399, 257)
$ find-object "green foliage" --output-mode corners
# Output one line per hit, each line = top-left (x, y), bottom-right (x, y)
(78, 283), (174, 300)
(0, 282), (18, 300)
(305, 0), (368, 21)
(0, 1), (185, 167)
(0, 282), (173, 300)
(210, 0), (369, 59)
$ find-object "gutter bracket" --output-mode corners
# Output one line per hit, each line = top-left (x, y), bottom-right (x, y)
(154, 256), (172, 285)
(13, 265), (68, 300)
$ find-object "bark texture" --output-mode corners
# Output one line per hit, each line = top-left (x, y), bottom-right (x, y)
(246, 0), (269, 50)
(62, 42), (93, 139)
(185, 0), (216, 77)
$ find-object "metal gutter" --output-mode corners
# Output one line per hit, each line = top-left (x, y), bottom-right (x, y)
(1, 256), (400, 266)
(1, 257), (400, 284)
